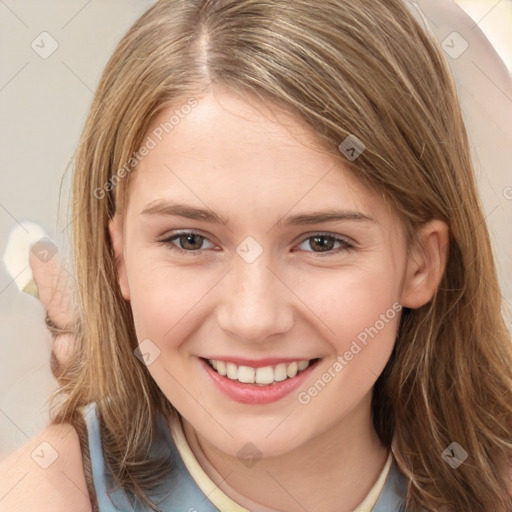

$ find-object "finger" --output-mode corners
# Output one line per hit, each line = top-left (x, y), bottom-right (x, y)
(50, 334), (74, 379)
(29, 243), (76, 328)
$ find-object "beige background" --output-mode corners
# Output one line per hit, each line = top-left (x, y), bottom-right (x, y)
(0, 0), (511, 457)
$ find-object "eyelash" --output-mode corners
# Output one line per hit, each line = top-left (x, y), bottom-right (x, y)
(156, 230), (356, 257)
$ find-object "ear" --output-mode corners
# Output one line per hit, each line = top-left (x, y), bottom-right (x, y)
(400, 219), (450, 309)
(108, 213), (130, 301)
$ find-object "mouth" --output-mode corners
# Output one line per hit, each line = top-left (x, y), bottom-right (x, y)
(200, 357), (320, 404)
(206, 358), (314, 385)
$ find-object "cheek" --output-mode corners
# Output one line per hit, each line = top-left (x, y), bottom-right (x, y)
(126, 256), (215, 343)
(124, 258), (213, 405)
(302, 261), (402, 342)
(294, 260), (402, 402)
(294, 266), (401, 422)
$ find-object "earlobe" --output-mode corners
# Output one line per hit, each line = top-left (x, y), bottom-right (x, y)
(108, 213), (131, 301)
(400, 220), (450, 309)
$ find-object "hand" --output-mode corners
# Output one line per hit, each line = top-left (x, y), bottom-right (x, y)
(29, 242), (76, 381)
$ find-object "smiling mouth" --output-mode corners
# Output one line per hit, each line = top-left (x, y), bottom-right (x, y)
(204, 358), (319, 386)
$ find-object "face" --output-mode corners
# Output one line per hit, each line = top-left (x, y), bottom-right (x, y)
(109, 87), (445, 458)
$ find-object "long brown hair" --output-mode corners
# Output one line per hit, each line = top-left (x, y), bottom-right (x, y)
(49, 1), (512, 510)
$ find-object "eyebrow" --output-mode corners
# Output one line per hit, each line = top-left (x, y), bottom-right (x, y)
(140, 201), (377, 227)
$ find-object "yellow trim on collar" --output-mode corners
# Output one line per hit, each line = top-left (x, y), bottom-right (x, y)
(169, 413), (392, 512)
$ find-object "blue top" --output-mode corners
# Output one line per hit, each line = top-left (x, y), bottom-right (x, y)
(81, 402), (409, 511)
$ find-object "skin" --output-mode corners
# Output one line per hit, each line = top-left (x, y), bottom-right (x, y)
(4, 1), (511, 508)
(107, 86), (449, 512)
(0, 424), (91, 512)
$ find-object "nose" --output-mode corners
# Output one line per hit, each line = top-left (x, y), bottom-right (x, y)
(215, 253), (294, 344)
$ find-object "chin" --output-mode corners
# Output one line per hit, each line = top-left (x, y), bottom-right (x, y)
(198, 414), (318, 459)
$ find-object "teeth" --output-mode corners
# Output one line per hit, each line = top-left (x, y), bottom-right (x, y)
(255, 366), (274, 385)
(208, 359), (312, 385)
(216, 360), (227, 376)
(238, 366), (255, 383)
(274, 363), (288, 382)
(286, 362), (298, 378)
(298, 360), (308, 371)
(226, 362), (238, 380)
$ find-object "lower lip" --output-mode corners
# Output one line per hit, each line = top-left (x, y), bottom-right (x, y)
(201, 358), (319, 405)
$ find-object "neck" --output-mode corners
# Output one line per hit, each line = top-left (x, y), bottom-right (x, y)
(182, 391), (389, 512)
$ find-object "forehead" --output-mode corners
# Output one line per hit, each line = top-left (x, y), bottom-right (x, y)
(142, 89), (336, 178)
(124, 88), (398, 234)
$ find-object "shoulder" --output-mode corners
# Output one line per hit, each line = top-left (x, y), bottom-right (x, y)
(0, 422), (92, 512)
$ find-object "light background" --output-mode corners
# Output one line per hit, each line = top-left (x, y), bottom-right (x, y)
(0, 0), (511, 457)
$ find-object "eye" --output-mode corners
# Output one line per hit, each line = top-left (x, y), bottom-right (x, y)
(157, 230), (216, 255)
(296, 233), (355, 256)
(157, 230), (355, 257)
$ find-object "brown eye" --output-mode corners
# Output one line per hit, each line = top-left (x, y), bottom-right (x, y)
(158, 230), (215, 254)
(309, 235), (336, 252)
(174, 233), (205, 251)
(297, 234), (355, 255)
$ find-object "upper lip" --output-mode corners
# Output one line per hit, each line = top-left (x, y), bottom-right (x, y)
(201, 356), (317, 368)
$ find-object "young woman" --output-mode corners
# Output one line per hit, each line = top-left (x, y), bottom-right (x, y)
(1, 0), (511, 511)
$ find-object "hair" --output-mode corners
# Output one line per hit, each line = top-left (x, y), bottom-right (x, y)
(48, 0), (512, 510)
